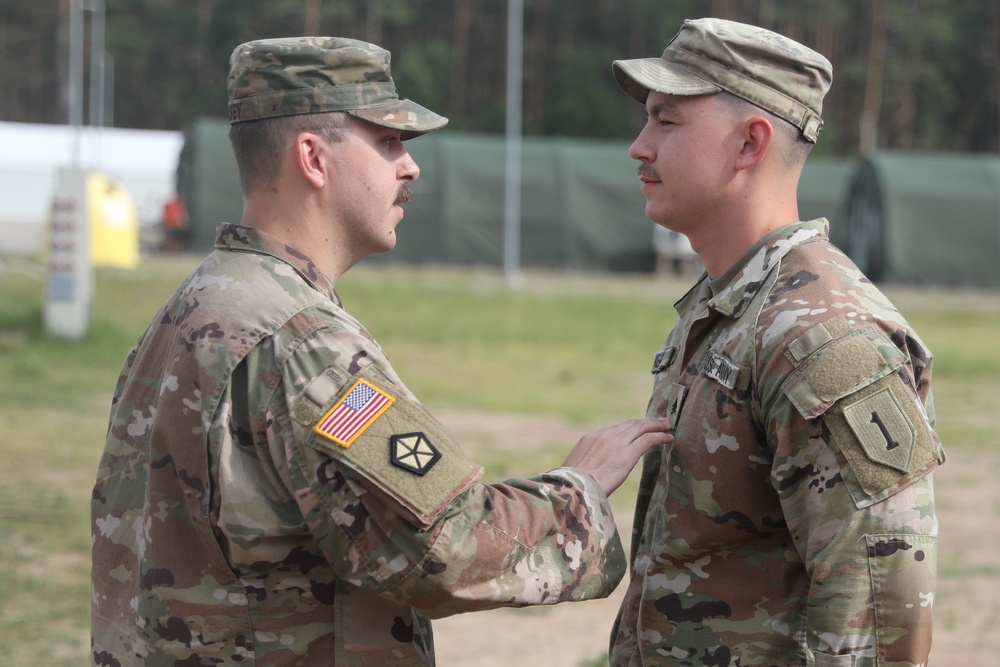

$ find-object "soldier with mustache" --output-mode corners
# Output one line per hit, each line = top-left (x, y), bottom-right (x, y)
(91, 36), (673, 666)
(608, 18), (944, 667)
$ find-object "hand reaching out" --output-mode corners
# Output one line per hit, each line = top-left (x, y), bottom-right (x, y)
(562, 418), (673, 497)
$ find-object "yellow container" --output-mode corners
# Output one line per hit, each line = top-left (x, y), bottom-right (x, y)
(87, 172), (139, 269)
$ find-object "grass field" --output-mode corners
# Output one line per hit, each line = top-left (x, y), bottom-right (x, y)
(1, 253), (998, 666)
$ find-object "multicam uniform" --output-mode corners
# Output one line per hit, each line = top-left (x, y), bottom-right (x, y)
(92, 223), (625, 666)
(609, 220), (945, 667)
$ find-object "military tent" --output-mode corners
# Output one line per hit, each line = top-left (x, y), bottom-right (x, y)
(843, 152), (1000, 287)
(173, 118), (656, 271)
(799, 157), (856, 250)
(173, 117), (242, 252)
(173, 116), (864, 276)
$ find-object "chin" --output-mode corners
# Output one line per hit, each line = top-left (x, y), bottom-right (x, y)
(376, 233), (397, 255)
(646, 206), (673, 228)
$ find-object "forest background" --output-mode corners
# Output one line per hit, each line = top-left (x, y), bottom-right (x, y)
(3, 2), (1000, 665)
(2, 0), (1000, 157)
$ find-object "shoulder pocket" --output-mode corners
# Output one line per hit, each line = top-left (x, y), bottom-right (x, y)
(292, 364), (482, 528)
(781, 323), (944, 508)
(782, 323), (907, 420)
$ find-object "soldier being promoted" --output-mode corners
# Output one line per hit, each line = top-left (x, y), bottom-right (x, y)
(608, 18), (944, 666)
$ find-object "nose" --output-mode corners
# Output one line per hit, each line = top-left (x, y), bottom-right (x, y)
(399, 149), (420, 183)
(629, 126), (653, 163)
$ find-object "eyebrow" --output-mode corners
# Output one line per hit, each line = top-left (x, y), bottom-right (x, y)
(647, 100), (682, 117)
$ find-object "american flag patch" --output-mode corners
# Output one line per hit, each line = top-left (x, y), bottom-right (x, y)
(313, 379), (395, 448)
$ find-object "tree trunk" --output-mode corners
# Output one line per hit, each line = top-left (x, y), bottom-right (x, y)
(450, 0), (472, 121)
(304, 0), (321, 35)
(994, 2), (1000, 152)
(57, 0), (71, 124)
(524, 0), (551, 132)
(366, 0), (381, 46)
(711, 0), (735, 20)
(859, 0), (887, 156)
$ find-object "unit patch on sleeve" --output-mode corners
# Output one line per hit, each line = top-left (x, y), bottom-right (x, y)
(823, 372), (943, 508)
(842, 387), (915, 473)
(298, 364), (484, 527)
(390, 432), (441, 476)
(313, 378), (394, 448)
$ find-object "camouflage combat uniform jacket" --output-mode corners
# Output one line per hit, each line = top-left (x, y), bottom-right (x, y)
(92, 223), (626, 666)
(609, 220), (945, 667)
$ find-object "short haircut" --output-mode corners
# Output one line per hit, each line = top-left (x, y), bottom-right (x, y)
(715, 91), (813, 168)
(229, 112), (350, 194)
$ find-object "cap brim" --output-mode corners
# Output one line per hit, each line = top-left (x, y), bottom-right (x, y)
(613, 58), (721, 103)
(348, 99), (448, 140)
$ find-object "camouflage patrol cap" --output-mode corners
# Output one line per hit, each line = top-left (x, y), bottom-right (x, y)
(613, 18), (832, 142)
(227, 36), (448, 139)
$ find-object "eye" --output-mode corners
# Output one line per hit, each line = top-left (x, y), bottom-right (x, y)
(644, 113), (673, 129)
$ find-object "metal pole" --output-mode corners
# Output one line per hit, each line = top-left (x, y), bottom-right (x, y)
(69, 0), (84, 167)
(103, 53), (115, 128)
(86, 0), (106, 168)
(502, 0), (523, 286)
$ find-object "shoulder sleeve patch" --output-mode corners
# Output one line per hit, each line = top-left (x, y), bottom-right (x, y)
(842, 387), (914, 473)
(824, 373), (944, 508)
(313, 378), (395, 448)
(294, 364), (483, 527)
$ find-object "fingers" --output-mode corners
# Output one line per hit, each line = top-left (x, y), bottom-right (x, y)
(597, 418), (673, 455)
(582, 417), (671, 445)
(620, 417), (673, 443)
(560, 417), (674, 498)
(631, 427), (675, 454)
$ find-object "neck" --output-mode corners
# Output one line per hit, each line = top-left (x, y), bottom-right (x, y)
(689, 178), (801, 279)
(241, 190), (351, 282)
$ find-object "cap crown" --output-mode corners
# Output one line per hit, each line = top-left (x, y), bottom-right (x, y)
(227, 36), (447, 137)
(615, 19), (833, 142)
(228, 37), (394, 122)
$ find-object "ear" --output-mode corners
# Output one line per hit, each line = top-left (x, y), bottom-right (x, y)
(293, 132), (328, 189)
(734, 116), (773, 171)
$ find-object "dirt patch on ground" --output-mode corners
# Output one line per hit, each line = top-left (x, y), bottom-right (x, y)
(430, 408), (1000, 666)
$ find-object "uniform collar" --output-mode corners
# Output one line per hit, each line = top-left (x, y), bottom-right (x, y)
(705, 218), (829, 318)
(215, 223), (342, 306)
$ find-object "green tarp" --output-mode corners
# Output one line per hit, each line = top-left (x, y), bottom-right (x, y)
(397, 132), (655, 271)
(174, 117), (855, 275)
(174, 117), (242, 253)
(844, 152), (1000, 287)
(174, 117), (1000, 287)
(174, 118), (656, 271)
(800, 158), (855, 249)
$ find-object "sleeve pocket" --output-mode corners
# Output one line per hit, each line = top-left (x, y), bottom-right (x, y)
(866, 533), (936, 664)
(810, 651), (856, 666)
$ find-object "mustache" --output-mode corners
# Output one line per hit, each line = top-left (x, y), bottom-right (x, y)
(394, 185), (413, 206)
(637, 163), (659, 180)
